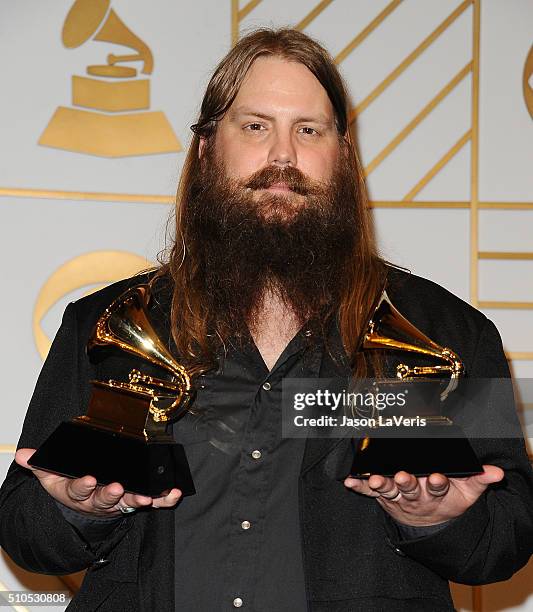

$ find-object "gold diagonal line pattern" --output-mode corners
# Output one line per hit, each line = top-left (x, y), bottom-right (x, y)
(364, 62), (472, 176)
(478, 202), (533, 210)
(2, 187), (532, 210)
(231, 0), (239, 45)
(478, 301), (533, 309)
(349, 0), (473, 120)
(295, 0), (334, 31)
(508, 352), (533, 360)
(361, 201), (533, 209)
(0, 187), (172, 204)
(238, 0), (262, 21)
(479, 252), (533, 260)
(470, 0), (480, 307)
(334, 0), (403, 64)
(402, 130), (471, 201)
(371, 200), (469, 208)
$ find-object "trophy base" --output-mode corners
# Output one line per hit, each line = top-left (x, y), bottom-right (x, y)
(350, 427), (483, 478)
(28, 421), (195, 498)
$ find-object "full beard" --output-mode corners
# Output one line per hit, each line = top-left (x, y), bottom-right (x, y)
(183, 140), (359, 345)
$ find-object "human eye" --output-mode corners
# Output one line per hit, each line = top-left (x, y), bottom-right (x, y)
(244, 122), (265, 132)
(298, 126), (319, 136)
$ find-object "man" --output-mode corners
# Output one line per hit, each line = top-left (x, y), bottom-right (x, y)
(1, 28), (533, 611)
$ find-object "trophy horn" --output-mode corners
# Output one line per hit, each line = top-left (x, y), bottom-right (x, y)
(350, 290), (483, 479)
(29, 282), (199, 497)
(363, 290), (464, 401)
(88, 284), (198, 422)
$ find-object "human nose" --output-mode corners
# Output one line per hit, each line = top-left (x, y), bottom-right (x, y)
(267, 127), (297, 167)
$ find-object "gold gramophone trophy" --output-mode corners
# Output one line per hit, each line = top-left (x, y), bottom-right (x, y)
(39, 0), (181, 157)
(29, 284), (201, 497)
(350, 290), (483, 478)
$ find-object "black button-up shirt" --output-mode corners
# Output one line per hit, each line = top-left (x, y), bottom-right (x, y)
(56, 319), (448, 610)
(171, 328), (323, 611)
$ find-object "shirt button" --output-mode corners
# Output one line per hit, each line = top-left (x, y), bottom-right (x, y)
(262, 382), (271, 391)
(233, 597), (243, 608)
(241, 520), (251, 530)
(251, 449), (262, 460)
(304, 329), (312, 337)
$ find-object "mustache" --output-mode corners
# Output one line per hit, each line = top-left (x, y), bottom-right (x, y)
(243, 165), (322, 196)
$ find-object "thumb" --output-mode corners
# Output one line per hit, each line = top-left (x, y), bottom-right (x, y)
(472, 464), (504, 488)
(15, 448), (59, 483)
(15, 448), (37, 470)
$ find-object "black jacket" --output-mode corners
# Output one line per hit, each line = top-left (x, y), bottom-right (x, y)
(1, 269), (533, 611)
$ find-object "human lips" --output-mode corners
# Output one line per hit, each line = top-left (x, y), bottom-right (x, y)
(265, 182), (291, 192)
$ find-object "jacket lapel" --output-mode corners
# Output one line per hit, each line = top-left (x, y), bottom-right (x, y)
(300, 322), (354, 477)
(300, 437), (351, 476)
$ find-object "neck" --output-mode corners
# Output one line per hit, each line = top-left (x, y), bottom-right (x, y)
(248, 287), (302, 371)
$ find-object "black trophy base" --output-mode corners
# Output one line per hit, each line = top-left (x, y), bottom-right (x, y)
(350, 427), (483, 478)
(28, 421), (195, 498)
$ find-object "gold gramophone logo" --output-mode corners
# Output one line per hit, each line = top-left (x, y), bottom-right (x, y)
(524, 45), (533, 119)
(33, 250), (153, 359)
(39, 0), (181, 157)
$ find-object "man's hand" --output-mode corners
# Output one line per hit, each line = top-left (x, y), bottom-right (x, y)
(16, 448), (182, 517)
(344, 465), (504, 527)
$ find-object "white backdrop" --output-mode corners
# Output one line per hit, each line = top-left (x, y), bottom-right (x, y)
(0, 1), (531, 610)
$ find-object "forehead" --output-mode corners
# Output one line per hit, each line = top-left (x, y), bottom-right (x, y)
(228, 55), (335, 121)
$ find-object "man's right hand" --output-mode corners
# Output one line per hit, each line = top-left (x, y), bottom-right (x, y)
(15, 448), (183, 517)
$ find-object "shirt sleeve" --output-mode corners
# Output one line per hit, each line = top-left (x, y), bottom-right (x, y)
(55, 500), (126, 547)
(383, 318), (533, 584)
(394, 519), (453, 540)
(0, 302), (135, 574)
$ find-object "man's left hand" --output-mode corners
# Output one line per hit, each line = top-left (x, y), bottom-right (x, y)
(344, 465), (504, 527)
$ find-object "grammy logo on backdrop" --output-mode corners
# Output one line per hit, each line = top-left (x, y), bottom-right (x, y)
(524, 45), (533, 119)
(39, 0), (181, 157)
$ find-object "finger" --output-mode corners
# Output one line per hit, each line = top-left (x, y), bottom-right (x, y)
(90, 482), (125, 509)
(452, 465), (504, 498)
(15, 449), (36, 470)
(473, 465), (505, 486)
(65, 475), (100, 502)
(14, 449), (57, 482)
(344, 477), (381, 497)
(15, 450), (79, 494)
(394, 471), (421, 499)
(368, 475), (399, 499)
(426, 473), (450, 497)
(152, 488), (183, 508)
(121, 492), (153, 509)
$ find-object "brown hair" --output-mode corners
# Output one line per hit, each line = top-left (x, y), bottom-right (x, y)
(157, 28), (387, 375)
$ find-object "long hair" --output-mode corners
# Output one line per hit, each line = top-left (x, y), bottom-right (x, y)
(157, 28), (387, 375)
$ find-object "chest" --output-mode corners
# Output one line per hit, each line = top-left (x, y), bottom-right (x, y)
(251, 314), (302, 370)
(253, 333), (292, 370)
